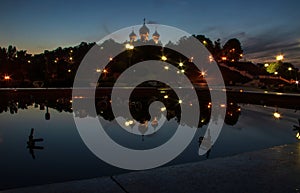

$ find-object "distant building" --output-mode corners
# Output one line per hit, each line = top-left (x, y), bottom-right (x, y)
(128, 19), (161, 45)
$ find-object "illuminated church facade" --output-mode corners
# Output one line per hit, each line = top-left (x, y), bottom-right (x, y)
(128, 19), (161, 45)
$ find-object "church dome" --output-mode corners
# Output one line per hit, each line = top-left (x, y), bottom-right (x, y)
(152, 30), (160, 38)
(129, 30), (137, 39)
(139, 19), (149, 35)
(139, 24), (149, 35)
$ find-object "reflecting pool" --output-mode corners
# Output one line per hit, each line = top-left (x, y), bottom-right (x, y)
(0, 89), (299, 190)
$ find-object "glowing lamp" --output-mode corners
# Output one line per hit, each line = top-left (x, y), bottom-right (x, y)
(273, 111), (281, 119)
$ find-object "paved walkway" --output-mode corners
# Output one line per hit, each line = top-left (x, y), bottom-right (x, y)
(2, 143), (300, 193)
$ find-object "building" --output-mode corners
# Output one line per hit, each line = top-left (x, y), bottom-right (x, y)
(128, 19), (161, 45)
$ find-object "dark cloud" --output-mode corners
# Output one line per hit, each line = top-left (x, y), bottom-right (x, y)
(240, 26), (300, 66)
(147, 20), (159, 24)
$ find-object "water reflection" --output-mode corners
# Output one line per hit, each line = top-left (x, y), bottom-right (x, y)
(0, 89), (242, 128)
(293, 118), (300, 140)
(198, 128), (213, 159)
(0, 89), (299, 190)
(26, 128), (44, 159)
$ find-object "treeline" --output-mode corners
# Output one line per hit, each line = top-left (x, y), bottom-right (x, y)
(0, 36), (243, 88)
(0, 42), (95, 87)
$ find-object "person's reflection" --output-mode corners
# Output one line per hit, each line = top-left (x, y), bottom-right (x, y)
(198, 129), (213, 159)
(45, 106), (50, 120)
(26, 128), (44, 159)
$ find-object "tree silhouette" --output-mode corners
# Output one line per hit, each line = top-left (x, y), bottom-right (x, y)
(222, 38), (243, 62)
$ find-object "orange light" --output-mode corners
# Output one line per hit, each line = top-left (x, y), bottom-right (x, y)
(221, 56), (227, 61)
(4, 75), (10, 80)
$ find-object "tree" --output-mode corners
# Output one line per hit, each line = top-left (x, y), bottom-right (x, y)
(222, 38), (243, 62)
(213, 39), (222, 61)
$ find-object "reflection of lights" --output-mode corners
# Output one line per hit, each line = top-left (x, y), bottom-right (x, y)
(177, 70), (180, 74)
(189, 102), (193, 106)
(220, 104), (226, 108)
(164, 95), (168, 99)
(201, 118), (205, 123)
(70, 100), (73, 103)
(264, 63), (269, 67)
(189, 56), (194, 62)
(125, 120), (134, 127)
(164, 66), (169, 70)
(276, 54), (284, 61)
(125, 121), (130, 127)
(96, 68), (101, 73)
(181, 69), (185, 73)
(178, 99), (183, 104)
(179, 62), (184, 67)
(296, 132), (300, 140)
(109, 57), (113, 61)
(73, 96), (84, 99)
(273, 111), (281, 119)
(161, 56), (167, 61)
(209, 55), (213, 62)
(161, 107), (166, 112)
(128, 120), (134, 125)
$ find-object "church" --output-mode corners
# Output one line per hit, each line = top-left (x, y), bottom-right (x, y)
(127, 19), (161, 45)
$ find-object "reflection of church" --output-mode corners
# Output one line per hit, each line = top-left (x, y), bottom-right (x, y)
(128, 19), (161, 45)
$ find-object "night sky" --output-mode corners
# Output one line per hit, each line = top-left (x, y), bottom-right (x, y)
(1, 0), (299, 66)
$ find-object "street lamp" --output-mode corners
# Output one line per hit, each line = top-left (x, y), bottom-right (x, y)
(125, 43), (134, 50)
(276, 54), (284, 61)
(273, 111), (281, 119)
(4, 75), (11, 80)
(161, 56), (167, 61)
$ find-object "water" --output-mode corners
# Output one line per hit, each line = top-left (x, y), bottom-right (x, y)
(0, 89), (299, 190)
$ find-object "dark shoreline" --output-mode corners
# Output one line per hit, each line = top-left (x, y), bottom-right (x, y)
(0, 87), (299, 110)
